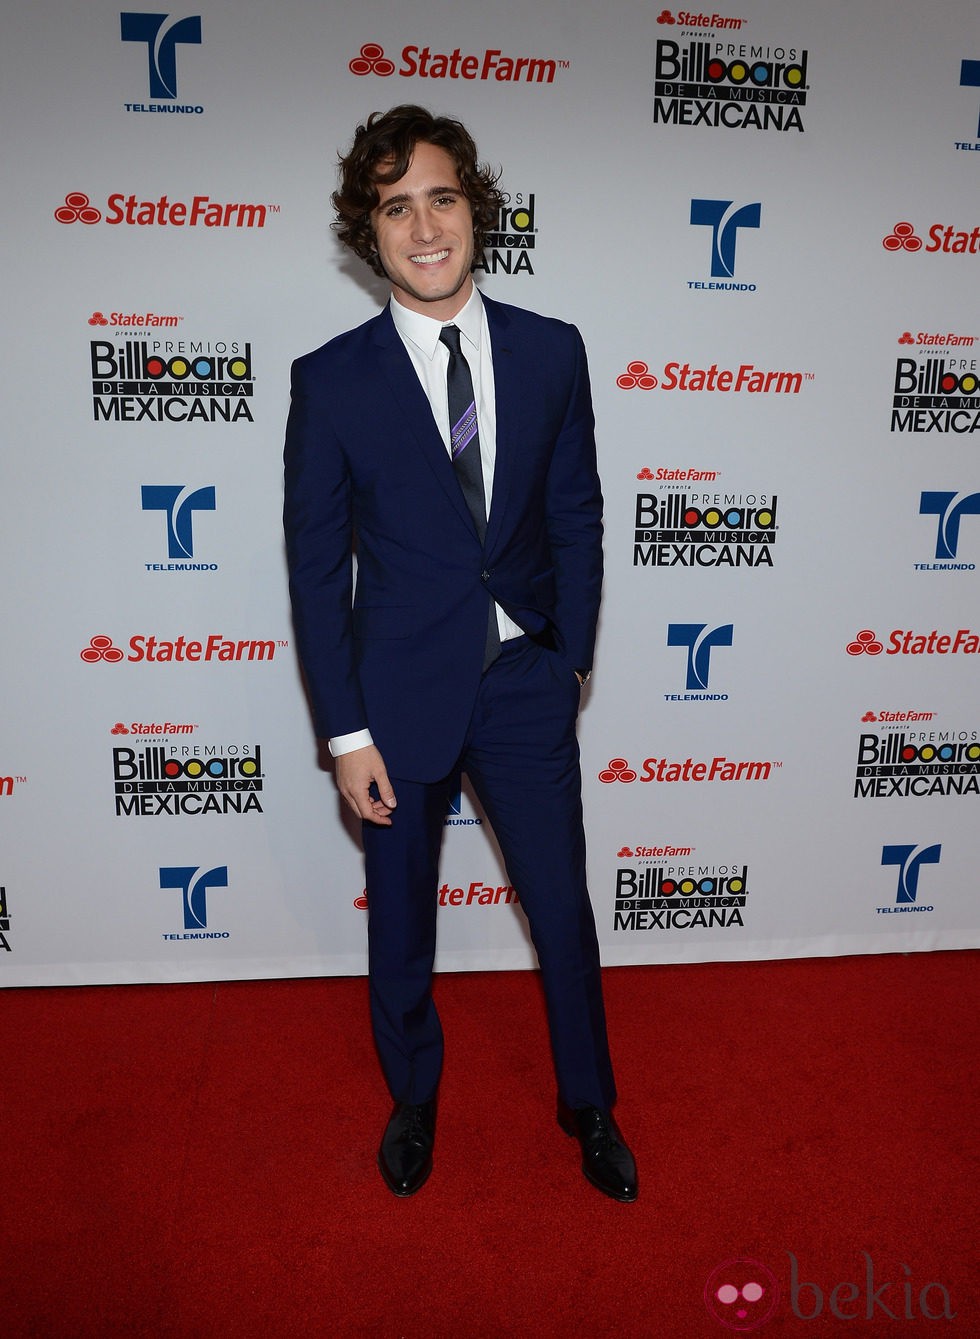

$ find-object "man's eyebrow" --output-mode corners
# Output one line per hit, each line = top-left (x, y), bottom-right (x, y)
(376, 186), (462, 208)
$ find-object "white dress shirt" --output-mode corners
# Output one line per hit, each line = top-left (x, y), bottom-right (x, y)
(330, 286), (523, 758)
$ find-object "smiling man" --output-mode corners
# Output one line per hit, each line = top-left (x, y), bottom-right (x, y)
(283, 105), (637, 1202)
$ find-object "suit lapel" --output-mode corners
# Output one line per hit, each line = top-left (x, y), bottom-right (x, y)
(484, 296), (517, 553)
(370, 309), (475, 536)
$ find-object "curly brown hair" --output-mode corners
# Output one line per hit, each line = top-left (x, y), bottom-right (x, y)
(332, 105), (505, 278)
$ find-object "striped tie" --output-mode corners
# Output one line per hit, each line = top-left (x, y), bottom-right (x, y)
(440, 325), (500, 668)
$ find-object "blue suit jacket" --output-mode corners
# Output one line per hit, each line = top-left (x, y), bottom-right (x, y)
(283, 294), (603, 782)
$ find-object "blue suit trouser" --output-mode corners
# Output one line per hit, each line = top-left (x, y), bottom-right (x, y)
(362, 635), (617, 1111)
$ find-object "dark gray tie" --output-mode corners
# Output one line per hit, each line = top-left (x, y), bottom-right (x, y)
(439, 325), (500, 668)
(440, 325), (487, 540)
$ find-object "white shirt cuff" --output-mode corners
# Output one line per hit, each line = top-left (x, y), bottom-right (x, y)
(328, 728), (374, 757)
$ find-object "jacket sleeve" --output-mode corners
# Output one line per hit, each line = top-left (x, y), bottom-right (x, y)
(282, 356), (368, 741)
(544, 325), (604, 672)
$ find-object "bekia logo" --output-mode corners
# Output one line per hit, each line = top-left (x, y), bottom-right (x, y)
(142, 484), (218, 571)
(883, 219), (980, 254)
(705, 1257), (779, 1330)
(689, 199), (761, 290)
(704, 1251), (954, 1327)
(80, 633), (285, 664)
(55, 191), (276, 228)
(878, 843), (941, 915)
(666, 622), (733, 700)
(916, 490), (980, 569)
(654, 22), (808, 135)
(347, 41), (565, 83)
(159, 865), (230, 938)
(120, 12), (203, 114)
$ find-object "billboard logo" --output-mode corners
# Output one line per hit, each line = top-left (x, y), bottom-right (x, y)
(121, 12), (201, 99)
(667, 622), (733, 696)
(141, 484), (217, 569)
(634, 490), (777, 568)
(159, 864), (228, 932)
(880, 843), (940, 909)
(475, 191), (536, 277)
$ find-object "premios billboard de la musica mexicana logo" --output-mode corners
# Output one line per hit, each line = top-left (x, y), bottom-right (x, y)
(654, 12), (808, 134)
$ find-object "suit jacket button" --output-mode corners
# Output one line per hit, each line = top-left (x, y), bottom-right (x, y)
(481, 570), (491, 582)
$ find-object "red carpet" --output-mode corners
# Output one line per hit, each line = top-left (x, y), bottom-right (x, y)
(4, 952), (977, 1336)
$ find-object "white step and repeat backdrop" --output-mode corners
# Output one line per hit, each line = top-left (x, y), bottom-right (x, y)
(2, 1), (979, 985)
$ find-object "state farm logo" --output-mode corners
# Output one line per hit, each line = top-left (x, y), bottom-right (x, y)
(56, 192), (102, 223)
(354, 882), (519, 908)
(862, 710), (936, 725)
(348, 43), (395, 75)
(616, 360), (811, 393)
(898, 330), (976, 348)
(599, 755), (779, 783)
(54, 191), (277, 228)
(847, 628), (980, 656)
(89, 310), (183, 329)
(656, 10), (745, 30)
(883, 221), (980, 254)
(110, 721), (199, 737)
(347, 42), (566, 82)
(846, 629), (883, 656)
(599, 758), (638, 783)
(80, 633), (286, 664)
(883, 221), (922, 252)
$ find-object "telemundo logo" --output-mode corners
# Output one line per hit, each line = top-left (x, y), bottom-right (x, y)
(120, 12), (204, 114)
(665, 622), (733, 700)
(141, 484), (218, 571)
(158, 864), (230, 938)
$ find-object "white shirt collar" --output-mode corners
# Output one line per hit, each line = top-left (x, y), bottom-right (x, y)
(389, 284), (485, 361)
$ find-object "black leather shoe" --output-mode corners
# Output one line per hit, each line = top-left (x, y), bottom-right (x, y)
(378, 1099), (436, 1197)
(558, 1101), (638, 1202)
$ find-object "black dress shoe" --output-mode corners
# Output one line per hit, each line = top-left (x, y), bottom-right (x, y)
(558, 1101), (638, 1203)
(378, 1099), (436, 1197)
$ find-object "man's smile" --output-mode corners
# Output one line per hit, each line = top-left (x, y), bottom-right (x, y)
(410, 249), (451, 265)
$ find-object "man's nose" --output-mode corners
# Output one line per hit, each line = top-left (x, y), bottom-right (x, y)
(412, 205), (441, 241)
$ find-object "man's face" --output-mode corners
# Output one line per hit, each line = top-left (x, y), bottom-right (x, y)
(371, 140), (475, 320)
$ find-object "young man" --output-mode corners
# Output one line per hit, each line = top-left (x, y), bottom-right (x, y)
(283, 105), (637, 1202)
